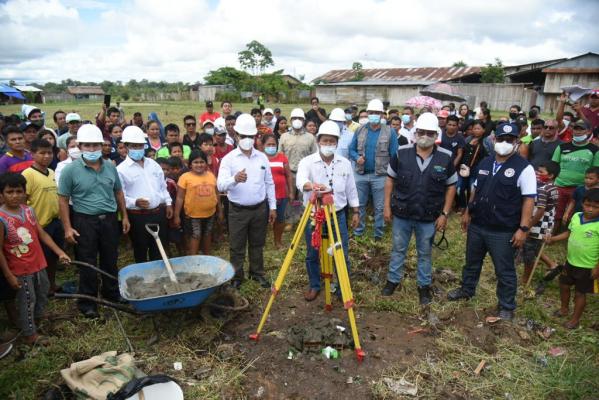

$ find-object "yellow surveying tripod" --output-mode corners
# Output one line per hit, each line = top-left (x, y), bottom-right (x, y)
(249, 189), (365, 362)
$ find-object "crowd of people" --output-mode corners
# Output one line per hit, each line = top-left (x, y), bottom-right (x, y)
(0, 90), (598, 357)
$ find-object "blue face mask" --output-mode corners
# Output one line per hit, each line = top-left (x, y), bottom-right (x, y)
(264, 146), (277, 156)
(345, 113), (353, 121)
(401, 114), (411, 124)
(129, 149), (145, 161)
(368, 114), (381, 124)
(82, 150), (102, 162)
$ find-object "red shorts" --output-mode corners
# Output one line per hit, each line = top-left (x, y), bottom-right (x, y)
(555, 186), (576, 221)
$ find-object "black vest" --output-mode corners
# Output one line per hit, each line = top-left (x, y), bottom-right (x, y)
(470, 154), (530, 231)
(391, 145), (453, 222)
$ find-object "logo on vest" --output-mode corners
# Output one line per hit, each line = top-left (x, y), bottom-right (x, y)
(504, 168), (515, 178)
(479, 169), (489, 175)
(433, 165), (446, 173)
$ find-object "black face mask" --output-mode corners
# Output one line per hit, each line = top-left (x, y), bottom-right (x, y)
(31, 119), (44, 128)
(509, 112), (518, 120)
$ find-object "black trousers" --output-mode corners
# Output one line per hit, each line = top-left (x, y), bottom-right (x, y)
(128, 209), (167, 263)
(73, 212), (120, 312)
(228, 201), (268, 281)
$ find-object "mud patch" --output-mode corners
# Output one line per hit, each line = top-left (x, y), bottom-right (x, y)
(125, 272), (217, 299)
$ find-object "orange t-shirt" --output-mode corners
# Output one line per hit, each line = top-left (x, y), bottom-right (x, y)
(177, 171), (218, 218)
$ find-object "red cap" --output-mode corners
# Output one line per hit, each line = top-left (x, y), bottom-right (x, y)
(590, 89), (599, 97)
(437, 110), (449, 118)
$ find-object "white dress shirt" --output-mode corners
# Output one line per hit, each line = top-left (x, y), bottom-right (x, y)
(296, 152), (359, 211)
(117, 156), (172, 209)
(55, 157), (73, 187)
(217, 147), (276, 210)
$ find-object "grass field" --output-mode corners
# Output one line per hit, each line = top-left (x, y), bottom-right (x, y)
(0, 101), (597, 399)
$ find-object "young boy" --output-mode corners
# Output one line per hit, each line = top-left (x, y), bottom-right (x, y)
(563, 166), (599, 223)
(198, 133), (220, 177)
(157, 125), (191, 160)
(521, 161), (560, 283)
(159, 157), (185, 256)
(22, 139), (64, 295)
(546, 188), (599, 329)
(0, 125), (34, 174)
(0, 173), (69, 345)
(168, 142), (185, 163)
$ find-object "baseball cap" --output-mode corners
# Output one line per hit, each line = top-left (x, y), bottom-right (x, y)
(274, 107), (281, 113)
(572, 119), (590, 130)
(205, 100), (214, 107)
(66, 112), (81, 123)
(590, 89), (599, 97)
(495, 123), (520, 137)
(20, 121), (38, 132)
(437, 110), (449, 118)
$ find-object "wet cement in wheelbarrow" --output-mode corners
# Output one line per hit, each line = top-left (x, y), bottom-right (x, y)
(126, 272), (218, 299)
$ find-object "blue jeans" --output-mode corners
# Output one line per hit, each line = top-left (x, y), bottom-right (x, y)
(354, 172), (386, 238)
(305, 209), (350, 291)
(387, 217), (435, 287)
(461, 223), (518, 311)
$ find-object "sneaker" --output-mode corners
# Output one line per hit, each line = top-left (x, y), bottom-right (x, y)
(418, 286), (432, 305)
(447, 287), (471, 301)
(498, 309), (514, 321)
(381, 281), (399, 296)
(543, 264), (563, 282)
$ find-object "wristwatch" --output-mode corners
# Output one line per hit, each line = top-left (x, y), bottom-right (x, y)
(519, 225), (530, 232)
(441, 211), (449, 217)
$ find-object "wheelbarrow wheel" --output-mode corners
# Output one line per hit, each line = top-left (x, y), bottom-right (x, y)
(200, 291), (249, 321)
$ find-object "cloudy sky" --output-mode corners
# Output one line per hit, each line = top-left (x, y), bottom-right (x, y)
(1, 0), (598, 84)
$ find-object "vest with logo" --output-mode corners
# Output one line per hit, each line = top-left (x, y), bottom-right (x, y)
(355, 124), (392, 175)
(391, 145), (453, 222)
(470, 154), (530, 231)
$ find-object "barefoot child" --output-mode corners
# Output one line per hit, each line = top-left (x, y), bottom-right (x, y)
(0, 173), (70, 345)
(546, 188), (599, 329)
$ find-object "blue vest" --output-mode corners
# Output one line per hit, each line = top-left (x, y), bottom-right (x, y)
(391, 145), (453, 222)
(470, 154), (530, 231)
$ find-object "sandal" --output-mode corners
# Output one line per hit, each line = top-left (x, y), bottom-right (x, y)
(543, 265), (563, 281)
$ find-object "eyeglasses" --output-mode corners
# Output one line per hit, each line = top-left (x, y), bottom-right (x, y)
(543, 125), (557, 129)
(416, 130), (437, 137)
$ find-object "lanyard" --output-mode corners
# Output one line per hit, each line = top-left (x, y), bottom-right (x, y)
(492, 161), (503, 176)
(323, 161), (335, 190)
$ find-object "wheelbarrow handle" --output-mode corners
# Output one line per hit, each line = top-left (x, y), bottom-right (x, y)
(69, 260), (118, 281)
(145, 223), (160, 239)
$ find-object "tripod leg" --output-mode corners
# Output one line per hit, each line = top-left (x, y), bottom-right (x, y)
(323, 205), (365, 362)
(321, 237), (332, 311)
(250, 201), (313, 341)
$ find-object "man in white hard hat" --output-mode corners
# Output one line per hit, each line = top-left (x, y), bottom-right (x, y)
(348, 98), (399, 241)
(279, 108), (317, 199)
(296, 120), (359, 301)
(328, 107), (354, 159)
(117, 126), (173, 263)
(217, 113), (277, 289)
(382, 113), (457, 305)
(58, 124), (130, 318)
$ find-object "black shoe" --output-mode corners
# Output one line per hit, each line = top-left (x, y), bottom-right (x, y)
(250, 275), (270, 288)
(543, 264), (563, 282)
(418, 285), (432, 305)
(498, 309), (514, 321)
(447, 287), (471, 301)
(81, 309), (100, 319)
(231, 280), (242, 290)
(381, 281), (399, 296)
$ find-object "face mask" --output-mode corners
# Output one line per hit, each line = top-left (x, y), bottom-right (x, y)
(320, 145), (336, 157)
(359, 117), (368, 125)
(82, 150), (102, 162)
(264, 146), (277, 156)
(205, 128), (214, 135)
(563, 119), (570, 128)
(416, 136), (435, 149)
(509, 112), (518, 120)
(401, 115), (411, 124)
(494, 141), (514, 156)
(368, 114), (381, 124)
(239, 137), (254, 151)
(536, 174), (550, 183)
(291, 119), (303, 130)
(31, 119), (44, 128)
(380, 118), (387, 125)
(129, 149), (145, 161)
(68, 147), (81, 159)
(345, 113), (353, 121)
(572, 134), (588, 143)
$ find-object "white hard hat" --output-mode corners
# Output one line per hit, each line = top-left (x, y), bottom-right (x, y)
(366, 99), (384, 112)
(65, 113), (81, 123)
(328, 108), (345, 122)
(122, 125), (147, 144)
(415, 112), (440, 133)
(263, 108), (274, 115)
(316, 120), (340, 138)
(290, 108), (305, 119)
(233, 113), (258, 136)
(76, 124), (104, 143)
(213, 117), (225, 129)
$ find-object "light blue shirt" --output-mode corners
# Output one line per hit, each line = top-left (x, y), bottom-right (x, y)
(336, 126), (354, 159)
(348, 124), (399, 173)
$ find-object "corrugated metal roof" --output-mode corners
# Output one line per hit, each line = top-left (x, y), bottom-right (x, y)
(318, 80), (435, 86)
(67, 86), (105, 95)
(14, 85), (42, 92)
(313, 66), (481, 84)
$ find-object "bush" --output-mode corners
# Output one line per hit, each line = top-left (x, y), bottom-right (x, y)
(215, 91), (242, 103)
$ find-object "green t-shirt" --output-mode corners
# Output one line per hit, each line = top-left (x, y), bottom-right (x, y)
(156, 144), (191, 160)
(552, 142), (599, 187)
(567, 212), (599, 268)
(520, 134), (533, 144)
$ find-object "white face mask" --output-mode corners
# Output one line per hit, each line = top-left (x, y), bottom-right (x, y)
(205, 128), (214, 135)
(494, 141), (514, 156)
(563, 119), (570, 128)
(68, 147), (81, 159)
(291, 119), (303, 130)
(359, 117), (369, 125)
(416, 136), (435, 149)
(320, 145), (336, 157)
(238, 137), (254, 151)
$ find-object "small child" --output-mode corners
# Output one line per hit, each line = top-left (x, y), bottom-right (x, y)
(156, 157), (184, 256)
(562, 166), (599, 223)
(168, 142), (185, 163)
(0, 173), (69, 345)
(546, 188), (599, 329)
(520, 161), (559, 283)
(173, 151), (222, 255)
(198, 133), (220, 177)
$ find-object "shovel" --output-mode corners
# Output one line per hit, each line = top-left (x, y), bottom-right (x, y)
(145, 223), (181, 292)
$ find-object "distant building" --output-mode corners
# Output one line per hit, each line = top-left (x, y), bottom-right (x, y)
(66, 86), (105, 100)
(13, 85), (44, 103)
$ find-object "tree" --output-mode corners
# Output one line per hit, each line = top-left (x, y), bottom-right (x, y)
(204, 67), (253, 91)
(452, 60), (467, 67)
(238, 40), (274, 74)
(351, 62), (364, 81)
(480, 58), (505, 83)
